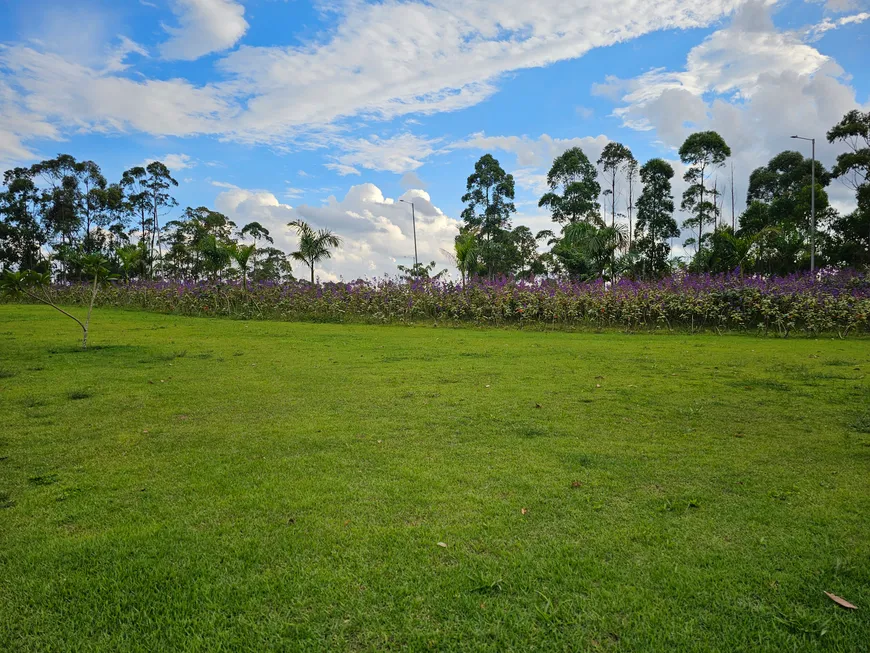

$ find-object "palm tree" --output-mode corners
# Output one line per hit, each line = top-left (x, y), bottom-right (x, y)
(115, 244), (143, 283)
(288, 220), (342, 284)
(453, 229), (480, 286)
(230, 243), (256, 291)
(562, 222), (628, 281)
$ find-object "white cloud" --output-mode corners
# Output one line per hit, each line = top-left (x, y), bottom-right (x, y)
(598, 0), (869, 234)
(159, 0), (248, 61)
(0, 0), (785, 151)
(215, 182), (460, 280)
(328, 133), (442, 174)
(0, 45), (236, 139)
(805, 11), (870, 40)
(456, 132), (610, 168)
(400, 171), (427, 189)
(144, 153), (196, 171)
(324, 163), (361, 176)
(0, 79), (62, 168)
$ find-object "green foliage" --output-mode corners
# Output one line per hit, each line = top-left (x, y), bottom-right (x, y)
(634, 158), (678, 278)
(461, 155), (518, 277)
(538, 147), (601, 225)
(597, 142), (635, 228)
(679, 131), (731, 261)
(288, 220), (342, 284)
(396, 260), (447, 281)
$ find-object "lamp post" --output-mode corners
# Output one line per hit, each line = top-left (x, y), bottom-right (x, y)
(399, 199), (418, 268)
(791, 135), (816, 273)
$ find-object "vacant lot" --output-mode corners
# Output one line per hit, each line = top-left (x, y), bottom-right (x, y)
(1, 306), (868, 651)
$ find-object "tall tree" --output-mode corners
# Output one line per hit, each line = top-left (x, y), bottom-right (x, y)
(597, 142), (634, 229)
(827, 109), (870, 262)
(120, 166), (153, 249)
(142, 162), (179, 275)
(538, 147), (601, 225)
(460, 154), (517, 277)
(288, 220), (342, 284)
(625, 157), (638, 248)
(634, 158), (679, 278)
(0, 168), (45, 272)
(742, 150), (831, 237)
(679, 131), (731, 257)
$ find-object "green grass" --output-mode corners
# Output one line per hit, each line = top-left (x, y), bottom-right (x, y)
(1, 306), (869, 652)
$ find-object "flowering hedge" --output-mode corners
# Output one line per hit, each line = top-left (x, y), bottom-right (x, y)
(6, 271), (870, 336)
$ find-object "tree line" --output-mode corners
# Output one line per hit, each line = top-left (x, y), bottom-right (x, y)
(450, 110), (870, 281)
(0, 156), (347, 285)
(1, 110), (868, 285)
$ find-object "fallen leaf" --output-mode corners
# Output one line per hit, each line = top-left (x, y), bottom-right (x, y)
(596, 384), (601, 388)
(535, 403), (542, 409)
(824, 592), (857, 610)
(571, 481), (583, 488)
(521, 508), (527, 515)
(437, 542), (447, 548)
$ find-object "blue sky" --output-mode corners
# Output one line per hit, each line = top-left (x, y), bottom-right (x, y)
(1, 0), (868, 279)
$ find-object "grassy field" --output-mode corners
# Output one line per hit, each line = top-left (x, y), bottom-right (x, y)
(1, 306), (869, 652)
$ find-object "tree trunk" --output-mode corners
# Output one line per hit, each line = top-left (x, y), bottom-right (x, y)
(310, 263), (315, 285)
(83, 274), (99, 349)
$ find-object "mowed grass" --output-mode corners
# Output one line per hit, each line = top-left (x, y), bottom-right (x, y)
(1, 306), (869, 652)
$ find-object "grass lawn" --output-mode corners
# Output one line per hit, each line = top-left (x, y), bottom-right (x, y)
(1, 306), (869, 651)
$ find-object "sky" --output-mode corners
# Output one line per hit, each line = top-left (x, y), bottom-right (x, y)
(1, 0), (868, 281)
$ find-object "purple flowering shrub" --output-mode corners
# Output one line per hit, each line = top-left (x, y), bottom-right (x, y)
(8, 270), (870, 336)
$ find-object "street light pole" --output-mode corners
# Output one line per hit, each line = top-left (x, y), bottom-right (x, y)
(791, 135), (816, 273)
(399, 199), (418, 268)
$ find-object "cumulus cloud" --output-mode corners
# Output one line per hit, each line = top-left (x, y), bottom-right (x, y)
(597, 1), (869, 221)
(159, 0), (248, 61)
(214, 183), (460, 280)
(400, 171), (427, 190)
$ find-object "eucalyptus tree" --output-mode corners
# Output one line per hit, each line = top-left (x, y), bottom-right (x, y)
(742, 151), (830, 237)
(0, 167), (45, 271)
(142, 162), (178, 273)
(597, 142), (634, 229)
(288, 220), (342, 284)
(634, 158), (679, 278)
(625, 157), (639, 248)
(827, 109), (870, 264)
(679, 131), (731, 257)
(538, 147), (601, 225)
(461, 154), (518, 277)
(120, 166), (153, 248)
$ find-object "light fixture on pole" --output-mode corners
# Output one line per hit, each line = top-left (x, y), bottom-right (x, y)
(791, 135), (816, 273)
(399, 199), (418, 268)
